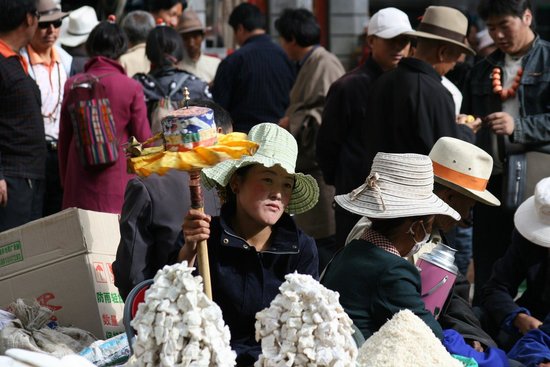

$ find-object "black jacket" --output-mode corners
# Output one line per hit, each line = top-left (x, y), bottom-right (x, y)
(317, 57), (384, 195)
(174, 205), (318, 366)
(480, 228), (550, 329)
(211, 34), (296, 133)
(365, 58), (474, 174)
(0, 54), (46, 180)
(440, 273), (497, 348)
(463, 35), (550, 166)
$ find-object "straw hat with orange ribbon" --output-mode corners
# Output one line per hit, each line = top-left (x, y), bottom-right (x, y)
(429, 137), (500, 206)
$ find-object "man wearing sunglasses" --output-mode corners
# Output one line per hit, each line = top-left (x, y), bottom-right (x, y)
(21, 0), (72, 216)
(0, 0), (46, 231)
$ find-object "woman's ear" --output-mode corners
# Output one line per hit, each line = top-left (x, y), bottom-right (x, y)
(229, 175), (240, 194)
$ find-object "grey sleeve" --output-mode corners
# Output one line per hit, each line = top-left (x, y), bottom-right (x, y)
(113, 178), (154, 300)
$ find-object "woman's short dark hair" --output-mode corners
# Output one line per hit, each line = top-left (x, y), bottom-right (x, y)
(370, 215), (428, 239)
(146, 0), (184, 13)
(0, 0), (37, 33)
(275, 8), (320, 47)
(228, 3), (265, 32)
(189, 99), (233, 134)
(221, 164), (254, 206)
(145, 26), (184, 67)
(86, 21), (128, 60)
(478, 0), (532, 20)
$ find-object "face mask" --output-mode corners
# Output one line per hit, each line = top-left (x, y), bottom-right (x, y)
(405, 221), (430, 257)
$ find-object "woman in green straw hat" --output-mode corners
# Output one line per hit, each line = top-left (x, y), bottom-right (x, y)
(176, 123), (320, 366)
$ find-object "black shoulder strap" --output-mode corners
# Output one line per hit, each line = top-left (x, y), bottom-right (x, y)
(145, 74), (170, 97)
(168, 72), (190, 98)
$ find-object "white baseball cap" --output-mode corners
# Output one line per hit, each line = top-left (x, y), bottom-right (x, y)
(368, 7), (418, 39)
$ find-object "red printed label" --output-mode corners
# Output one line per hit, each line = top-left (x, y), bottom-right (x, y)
(94, 262), (108, 283)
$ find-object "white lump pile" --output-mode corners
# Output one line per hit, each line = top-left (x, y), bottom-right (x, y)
(254, 273), (358, 367)
(128, 262), (236, 367)
(356, 309), (462, 367)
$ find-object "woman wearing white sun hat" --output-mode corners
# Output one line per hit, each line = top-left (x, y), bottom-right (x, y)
(175, 123), (320, 366)
(480, 177), (550, 350)
(321, 152), (460, 341)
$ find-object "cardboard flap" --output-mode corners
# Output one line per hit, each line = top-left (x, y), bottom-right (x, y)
(0, 208), (120, 280)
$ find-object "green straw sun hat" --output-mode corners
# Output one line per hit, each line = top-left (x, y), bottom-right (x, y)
(202, 123), (319, 215)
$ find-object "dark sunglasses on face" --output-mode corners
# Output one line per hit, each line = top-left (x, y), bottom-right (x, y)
(38, 20), (62, 29)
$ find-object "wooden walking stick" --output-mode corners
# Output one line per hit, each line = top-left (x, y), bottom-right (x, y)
(181, 88), (212, 299)
(188, 170), (212, 298)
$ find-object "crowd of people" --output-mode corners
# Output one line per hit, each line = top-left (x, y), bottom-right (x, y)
(0, 0), (549, 366)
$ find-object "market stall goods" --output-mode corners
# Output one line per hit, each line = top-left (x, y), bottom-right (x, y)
(0, 348), (96, 367)
(128, 262), (236, 367)
(356, 309), (462, 367)
(255, 273), (358, 367)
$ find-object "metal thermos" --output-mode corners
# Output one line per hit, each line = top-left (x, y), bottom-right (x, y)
(416, 243), (458, 319)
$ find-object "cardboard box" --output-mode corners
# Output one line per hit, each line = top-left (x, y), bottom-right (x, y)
(0, 208), (119, 279)
(0, 208), (125, 339)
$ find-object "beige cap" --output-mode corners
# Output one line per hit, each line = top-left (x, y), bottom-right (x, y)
(177, 10), (205, 34)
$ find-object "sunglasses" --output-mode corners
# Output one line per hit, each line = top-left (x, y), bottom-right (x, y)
(38, 20), (62, 29)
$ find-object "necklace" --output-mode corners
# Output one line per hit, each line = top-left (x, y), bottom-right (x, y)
(491, 66), (522, 101)
(28, 51), (62, 124)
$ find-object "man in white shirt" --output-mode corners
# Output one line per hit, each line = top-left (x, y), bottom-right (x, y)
(21, 0), (71, 216)
(176, 10), (220, 83)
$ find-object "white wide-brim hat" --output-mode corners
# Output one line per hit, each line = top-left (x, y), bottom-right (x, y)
(514, 177), (550, 248)
(429, 137), (500, 206)
(415, 6), (475, 55)
(202, 123), (319, 215)
(335, 153), (460, 220)
(59, 6), (99, 47)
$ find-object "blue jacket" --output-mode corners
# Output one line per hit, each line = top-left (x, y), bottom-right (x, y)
(176, 204), (318, 366)
(463, 36), (550, 165)
(508, 313), (550, 367)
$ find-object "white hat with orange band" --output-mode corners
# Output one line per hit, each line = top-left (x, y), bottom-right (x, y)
(429, 137), (500, 206)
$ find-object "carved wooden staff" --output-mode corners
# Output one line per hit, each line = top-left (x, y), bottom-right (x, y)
(183, 89), (212, 299)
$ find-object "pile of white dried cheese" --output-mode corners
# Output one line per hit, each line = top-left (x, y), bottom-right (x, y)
(356, 309), (462, 367)
(128, 262), (236, 367)
(254, 273), (358, 367)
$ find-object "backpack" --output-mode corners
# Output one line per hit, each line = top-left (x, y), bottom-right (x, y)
(148, 73), (190, 134)
(66, 73), (119, 169)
